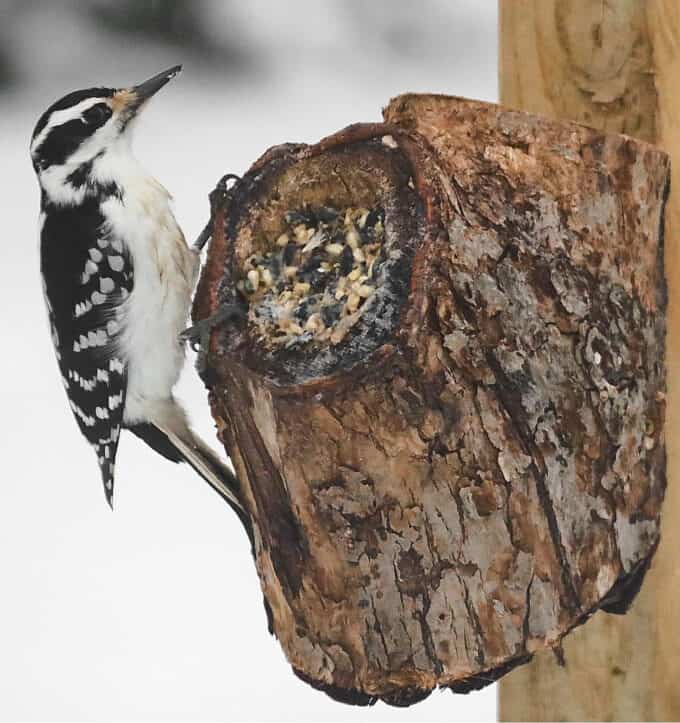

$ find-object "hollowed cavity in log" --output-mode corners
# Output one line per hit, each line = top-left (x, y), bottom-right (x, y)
(222, 141), (421, 386)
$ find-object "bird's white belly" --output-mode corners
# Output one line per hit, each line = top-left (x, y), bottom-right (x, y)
(100, 184), (198, 425)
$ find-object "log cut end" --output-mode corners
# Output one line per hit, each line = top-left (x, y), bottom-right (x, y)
(193, 95), (669, 705)
(207, 132), (421, 387)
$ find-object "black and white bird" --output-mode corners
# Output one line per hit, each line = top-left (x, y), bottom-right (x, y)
(31, 66), (249, 531)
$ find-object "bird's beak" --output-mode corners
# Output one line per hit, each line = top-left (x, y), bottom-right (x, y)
(133, 65), (182, 104)
(113, 65), (182, 118)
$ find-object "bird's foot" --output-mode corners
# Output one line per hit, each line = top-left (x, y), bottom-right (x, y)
(192, 221), (213, 252)
(180, 303), (246, 354)
(193, 174), (242, 251)
(214, 173), (241, 195)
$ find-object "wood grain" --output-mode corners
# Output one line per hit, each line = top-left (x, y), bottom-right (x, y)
(499, 1), (680, 720)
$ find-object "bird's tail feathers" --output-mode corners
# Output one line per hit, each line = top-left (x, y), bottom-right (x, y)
(163, 425), (242, 510)
(145, 399), (252, 540)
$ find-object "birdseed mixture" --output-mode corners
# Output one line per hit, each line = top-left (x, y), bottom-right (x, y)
(238, 205), (389, 347)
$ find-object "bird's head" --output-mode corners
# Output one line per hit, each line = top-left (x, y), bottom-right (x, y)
(30, 66), (181, 200)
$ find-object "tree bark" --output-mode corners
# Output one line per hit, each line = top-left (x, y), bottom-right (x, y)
(193, 94), (668, 706)
(498, 2), (680, 719)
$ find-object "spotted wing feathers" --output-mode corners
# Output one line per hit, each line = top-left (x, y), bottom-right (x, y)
(41, 201), (132, 505)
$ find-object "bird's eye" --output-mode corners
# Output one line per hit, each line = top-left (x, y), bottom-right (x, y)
(83, 104), (111, 126)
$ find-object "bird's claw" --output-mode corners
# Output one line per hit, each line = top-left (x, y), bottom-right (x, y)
(215, 173), (241, 195)
(179, 321), (210, 353)
(192, 222), (213, 252)
(180, 303), (246, 355)
(193, 174), (242, 251)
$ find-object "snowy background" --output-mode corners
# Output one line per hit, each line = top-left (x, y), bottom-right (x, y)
(0, 2), (498, 720)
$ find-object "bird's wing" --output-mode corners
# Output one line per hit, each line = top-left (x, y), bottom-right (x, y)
(40, 201), (133, 505)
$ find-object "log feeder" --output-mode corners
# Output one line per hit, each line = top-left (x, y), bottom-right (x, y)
(192, 95), (669, 706)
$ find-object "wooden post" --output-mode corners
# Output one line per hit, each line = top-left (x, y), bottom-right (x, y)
(498, 1), (680, 719)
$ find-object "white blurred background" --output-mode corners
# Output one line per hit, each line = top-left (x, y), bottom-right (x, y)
(0, 2), (498, 720)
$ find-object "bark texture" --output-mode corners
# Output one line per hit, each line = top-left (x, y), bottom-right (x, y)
(193, 94), (669, 705)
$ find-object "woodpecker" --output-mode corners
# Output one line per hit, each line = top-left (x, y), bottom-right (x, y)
(31, 66), (250, 533)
